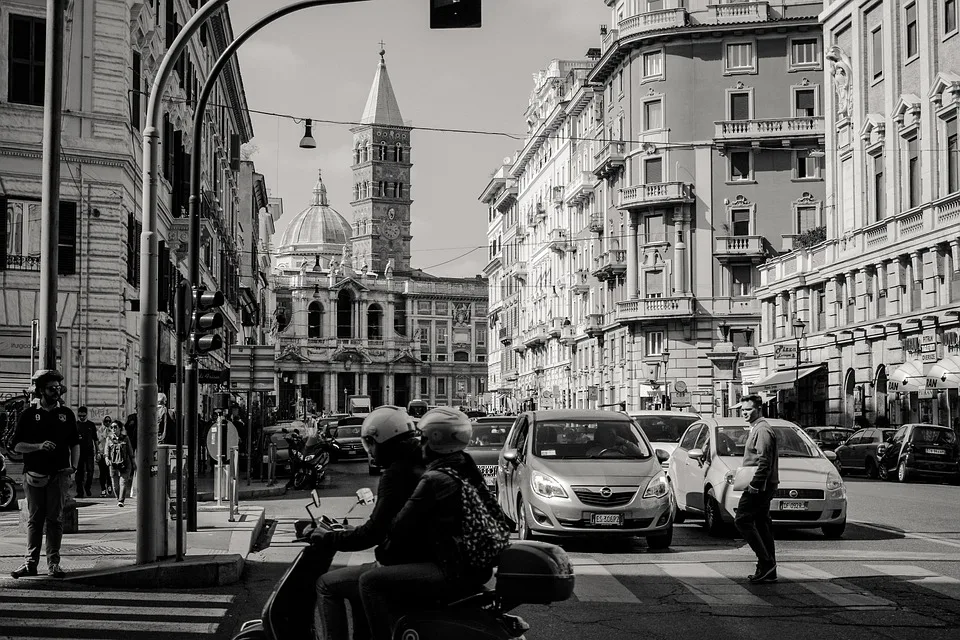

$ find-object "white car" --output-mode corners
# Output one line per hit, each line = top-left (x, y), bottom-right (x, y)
(668, 417), (847, 538)
(628, 411), (700, 469)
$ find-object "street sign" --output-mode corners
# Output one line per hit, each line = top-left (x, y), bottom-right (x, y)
(670, 391), (692, 407)
(231, 345), (275, 392)
(206, 420), (239, 460)
(198, 368), (227, 384)
(674, 380), (688, 393)
(774, 344), (797, 360)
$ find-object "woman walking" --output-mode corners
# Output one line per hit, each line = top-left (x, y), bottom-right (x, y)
(104, 421), (136, 507)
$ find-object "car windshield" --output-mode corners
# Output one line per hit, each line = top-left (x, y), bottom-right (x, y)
(533, 420), (650, 459)
(914, 427), (957, 445)
(467, 424), (510, 449)
(633, 415), (699, 443)
(337, 426), (362, 438)
(811, 429), (852, 443)
(714, 425), (822, 458)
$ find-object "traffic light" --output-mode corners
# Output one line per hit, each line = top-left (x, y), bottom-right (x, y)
(190, 288), (224, 354)
(175, 279), (193, 343)
(430, 0), (481, 29)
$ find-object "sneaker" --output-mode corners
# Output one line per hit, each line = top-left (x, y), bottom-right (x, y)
(47, 564), (65, 579)
(100, 490), (106, 497)
(118, 501), (124, 507)
(748, 564), (778, 583)
(10, 563), (37, 579)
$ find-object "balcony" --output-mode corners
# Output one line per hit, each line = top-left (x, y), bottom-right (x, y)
(616, 296), (695, 323)
(514, 219), (528, 238)
(592, 250), (627, 281)
(5, 254), (41, 271)
(708, 1), (769, 23)
(499, 327), (513, 346)
(565, 171), (596, 204)
(494, 183), (518, 214)
(593, 141), (626, 178)
(588, 213), (604, 234)
(571, 269), (591, 294)
(714, 117), (825, 143)
(508, 261), (528, 280)
(552, 186), (565, 205)
(548, 228), (571, 252)
(523, 323), (550, 348)
(534, 203), (547, 223)
(559, 325), (577, 345)
(548, 318), (564, 338)
(618, 8), (688, 40)
(714, 235), (766, 261)
(584, 313), (604, 338)
(619, 182), (693, 210)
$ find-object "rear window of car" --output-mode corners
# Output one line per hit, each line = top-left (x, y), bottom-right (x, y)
(337, 426), (362, 438)
(817, 430), (853, 443)
(532, 420), (651, 460)
(912, 427), (957, 445)
(633, 415), (699, 443)
(467, 424), (509, 448)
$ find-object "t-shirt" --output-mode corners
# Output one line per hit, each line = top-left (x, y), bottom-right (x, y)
(77, 419), (98, 455)
(12, 404), (80, 475)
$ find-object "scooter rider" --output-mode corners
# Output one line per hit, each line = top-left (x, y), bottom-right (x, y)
(357, 407), (494, 640)
(312, 406), (425, 640)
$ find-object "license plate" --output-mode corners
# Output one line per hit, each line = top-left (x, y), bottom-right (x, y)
(347, 450), (359, 456)
(927, 448), (946, 455)
(484, 476), (496, 487)
(590, 513), (624, 526)
(779, 501), (807, 511)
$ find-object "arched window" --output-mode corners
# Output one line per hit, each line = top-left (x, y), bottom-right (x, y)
(337, 289), (354, 339)
(367, 303), (383, 340)
(394, 182), (403, 198)
(361, 144), (368, 163)
(353, 144), (361, 165)
(394, 143), (403, 163)
(379, 143), (387, 160)
(454, 351), (469, 362)
(308, 302), (323, 338)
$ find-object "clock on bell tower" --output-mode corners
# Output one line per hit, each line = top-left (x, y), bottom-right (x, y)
(349, 48), (413, 276)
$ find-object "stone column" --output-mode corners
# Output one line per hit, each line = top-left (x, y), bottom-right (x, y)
(673, 209), (688, 295)
(626, 213), (639, 298)
(386, 372), (395, 405)
(888, 257), (904, 316)
(826, 276), (840, 329)
(327, 372), (338, 414)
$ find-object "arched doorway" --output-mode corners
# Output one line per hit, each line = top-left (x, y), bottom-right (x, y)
(843, 369), (856, 428)
(367, 303), (383, 340)
(337, 290), (353, 339)
(307, 302), (323, 338)
(874, 365), (888, 423)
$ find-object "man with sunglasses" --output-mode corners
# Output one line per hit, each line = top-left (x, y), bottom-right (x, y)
(10, 370), (80, 579)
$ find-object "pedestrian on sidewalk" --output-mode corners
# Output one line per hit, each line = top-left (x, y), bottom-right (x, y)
(98, 416), (113, 497)
(74, 407), (98, 498)
(124, 412), (138, 498)
(735, 394), (780, 584)
(10, 369), (80, 579)
(105, 420), (136, 507)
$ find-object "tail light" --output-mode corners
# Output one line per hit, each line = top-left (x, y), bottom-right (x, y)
(876, 444), (887, 456)
(904, 443), (914, 454)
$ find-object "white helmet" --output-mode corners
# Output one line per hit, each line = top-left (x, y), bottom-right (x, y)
(360, 406), (416, 446)
(419, 407), (473, 454)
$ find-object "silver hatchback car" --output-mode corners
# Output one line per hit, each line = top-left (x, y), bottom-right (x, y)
(496, 410), (674, 549)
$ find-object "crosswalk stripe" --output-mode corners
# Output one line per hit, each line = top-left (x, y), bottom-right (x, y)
(776, 563), (895, 608)
(866, 564), (960, 601)
(0, 618), (219, 634)
(0, 602), (229, 617)
(0, 589), (235, 603)
(571, 557), (641, 603)
(657, 563), (770, 606)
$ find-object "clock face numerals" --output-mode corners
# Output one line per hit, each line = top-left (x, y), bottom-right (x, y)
(382, 220), (401, 240)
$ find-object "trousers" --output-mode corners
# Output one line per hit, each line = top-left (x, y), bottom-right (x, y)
(315, 563), (373, 640)
(735, 486), (777, 566)
(75, 454), (95, 496)
(24, 471), (67, 567)
(358, 562), (449, 640)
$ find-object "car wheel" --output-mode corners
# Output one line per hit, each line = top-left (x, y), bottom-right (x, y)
(517, 496), (535, 541)
(822, 520), (846, 539)
(865, 458), (878, 479)
(646, 526), (673, 550)
(704, 493), (726, 537)
(897, 460), (910, 483)
(877, 461), (890, 481)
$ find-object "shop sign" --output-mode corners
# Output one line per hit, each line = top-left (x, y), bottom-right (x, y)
(944, 331), (960, 351)
(919, 389), (935, 399)
(774, 344), (797, 361)
(887, 380), (901, 393)
(588, 386), (598, 401)
(670, 391), (692, 407)
(921, 333), (940, 363)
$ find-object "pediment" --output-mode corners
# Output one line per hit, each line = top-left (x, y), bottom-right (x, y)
(859, 113), (886, 143)
(391, 350), (421, 365)
(893, 94), (922, 127)
(330, 276), (369, 292)
(929, 71), (960, 106)
(275, 344), (310, 363)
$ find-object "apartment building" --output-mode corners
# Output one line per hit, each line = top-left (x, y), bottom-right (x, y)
(754, 0), (960, 429)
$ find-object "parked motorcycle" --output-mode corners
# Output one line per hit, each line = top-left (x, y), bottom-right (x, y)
(0, 452), (18, 510)
(232, 489), (575, 640)
(282, 429), (337, 491)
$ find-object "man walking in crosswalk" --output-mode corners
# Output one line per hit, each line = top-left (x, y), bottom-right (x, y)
(735, 394), (779, 584)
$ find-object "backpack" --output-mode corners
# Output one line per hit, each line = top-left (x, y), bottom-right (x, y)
(108, 438), (128, 470)
(438, 467), (512, 575)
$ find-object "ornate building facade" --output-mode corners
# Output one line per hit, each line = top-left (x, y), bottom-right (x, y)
(486, 1), (825, 415)
(754, 0), (960, 429)
(271, 53), (488, 418)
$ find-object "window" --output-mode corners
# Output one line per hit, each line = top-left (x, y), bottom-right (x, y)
(645, 331), (664, 356)
(731, 208), (751, 236)
(729, 92), (751, 121)
(617, 70), (623, 95)
(729, 151), (752, 181)
(132, 51), (142, 130)
(872, 153), (886, 217)
(436, 325), (448, 346)
(644, 270), (664, 298)
(477, 325), (486, 347)
(437, 378), (447, 396)
(8, 15), (46, 106)
(420, 377), (428, 396)
(732, 266), (753, 297)
(948, 0), (958, 36)
(307, 302), (323, 338)
(126, 211), (142, 285)
(794, 89), (816, 117)
(907, 135), (921, 207)
(795, 150), (821, 180)
(643, 99), (662, 131)
(814, 286), (826, 330)
(644, 157), (663, 183)
(790, 38), (819, 68)
(871, 27), (883, 79)
(905, 3), (919, 59)
(725, 41), (755, 73)
(948, 117), (960, 193)
(642, 50), (663, 79)
(796, 206), (817, 234)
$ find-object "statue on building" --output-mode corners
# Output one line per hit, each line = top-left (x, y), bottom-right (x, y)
(826, 45), (852, 119)
(384, 258), (395, 279)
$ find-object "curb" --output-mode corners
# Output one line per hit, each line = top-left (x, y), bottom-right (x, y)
(194, 484), (288, 503)
(63, 554), (245, 588)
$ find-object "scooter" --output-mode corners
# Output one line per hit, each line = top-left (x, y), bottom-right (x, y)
(0, 452), (17, 510)
(284, 430), (337, 491)
(233, 489), (575, 640)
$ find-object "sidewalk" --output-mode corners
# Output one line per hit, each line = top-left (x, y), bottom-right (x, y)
(0, 469), (288, 589)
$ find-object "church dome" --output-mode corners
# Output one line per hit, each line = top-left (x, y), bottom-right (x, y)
(277, 172), (352, 250)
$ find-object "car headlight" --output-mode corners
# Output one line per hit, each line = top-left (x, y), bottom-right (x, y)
(530, 471), (568, 499)
(643, 473), (670, 499)
(826, 471), (845, 497)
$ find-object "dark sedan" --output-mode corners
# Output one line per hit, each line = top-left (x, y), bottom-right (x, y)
(804, 427), (855, 452)
(467, 417), (514, 495)
(878, 423), (960, 483)
(834, 427), (897, 478)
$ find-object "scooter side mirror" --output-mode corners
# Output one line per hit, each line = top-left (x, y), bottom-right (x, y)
(311, 489), (321, 508)
(356, 488), (375, 505)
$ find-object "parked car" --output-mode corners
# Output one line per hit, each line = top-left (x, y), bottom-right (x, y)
(833, 427), (897, 477)
(496, 410), (674, 549)
(667, 417), (847, 538)
(628, 411), (700, 469)
(877, 423), (960, 483)
(467, 416), (515, 496)
(804, 426), (856, 452)
(332, 417), (368, 465)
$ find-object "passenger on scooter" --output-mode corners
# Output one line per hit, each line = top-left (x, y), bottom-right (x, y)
(357, 407), (495, 640)
(311, 405), (426, 640)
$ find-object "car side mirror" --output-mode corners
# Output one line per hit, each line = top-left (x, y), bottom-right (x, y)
(502, 449), (518, 464)
(688, 448), (704, 461)
(823, 450), (837, 461)
(655, 449), (670, 463)
(311, 489), (321, 507)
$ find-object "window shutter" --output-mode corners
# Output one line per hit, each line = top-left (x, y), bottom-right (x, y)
(230, 134), (241, 171)
(0, 196), (7, 270)
(172, 130), (184, 216)
(58, 201), (77, 275)
(181, 150), (192, 218)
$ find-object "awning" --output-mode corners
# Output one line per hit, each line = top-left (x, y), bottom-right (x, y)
(928, 355), (960, 389)
(887, 360), (925, 393)
(750, 365), (824, 392)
